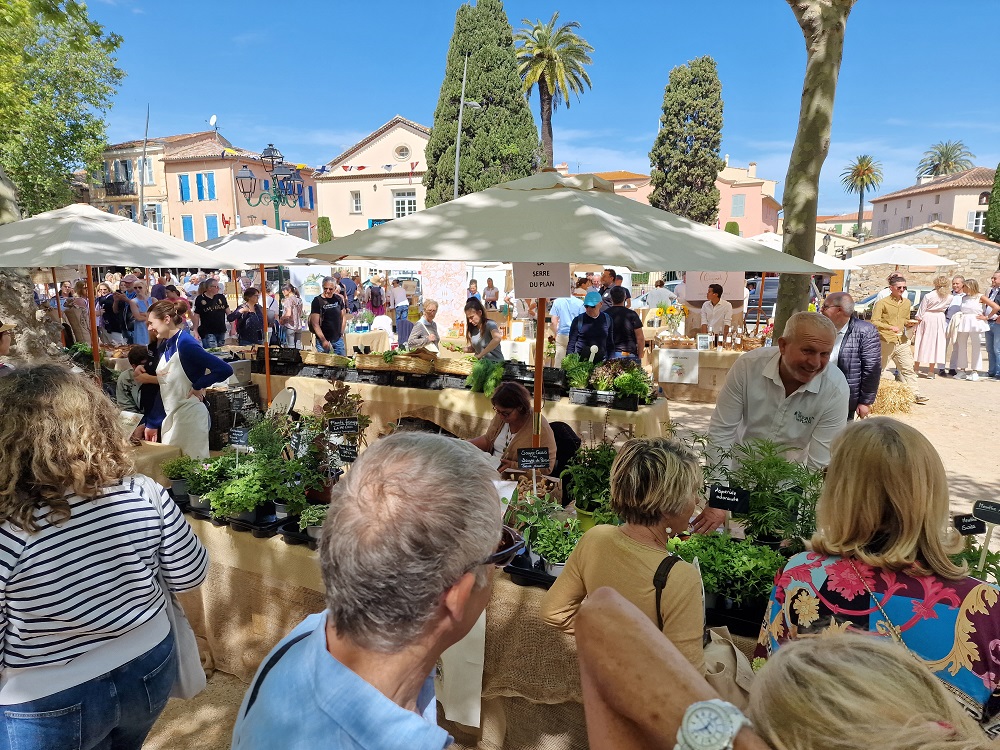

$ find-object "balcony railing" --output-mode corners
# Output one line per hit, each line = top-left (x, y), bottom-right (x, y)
(103, 180), (136, 196)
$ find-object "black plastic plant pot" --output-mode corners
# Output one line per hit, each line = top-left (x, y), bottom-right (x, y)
(610, 394), (639, 411)
(503, 361), (530, 380)
(542, 367), (566, 388)
(704, 595), (768, 638)
(568, 388), (597, 406)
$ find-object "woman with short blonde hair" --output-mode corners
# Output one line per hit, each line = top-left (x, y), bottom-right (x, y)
(914, 275), (952, 377)
(953, 278), (1000, 380)
(757, 417), (1000, 736)
(542, 437), (706, 671)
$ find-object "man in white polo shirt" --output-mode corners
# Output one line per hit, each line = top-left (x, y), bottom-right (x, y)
(692, 311), (849, 534)
(700, 283), (733, 336)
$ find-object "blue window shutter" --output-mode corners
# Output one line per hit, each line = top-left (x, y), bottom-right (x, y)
(181, 215), (194, 242)
(263, 179), (270, 192)
(179, 174), (190, 202)
(196, 173), (205, 201)
(308, 185), (314, 210)
(261, 219), (267, 226)
(282, 219), (289, 232)
(206, 172), (216, 200)
(205, 215), (219, 239)
(297, 183), (304, 208)
(154, 204), (163, 232)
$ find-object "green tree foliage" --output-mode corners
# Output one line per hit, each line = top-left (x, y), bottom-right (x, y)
(514, 12), (593, 169)
(423, 0), (539, 207)
(917, 140), (975, 177)
(985, 164), (1000, 243)
(724, 221), (740, 235)
(317, 216), (332, 244)
(648, 56), (725, 225)
(840, 154), (882, 240)
(0, 7), (124, 215)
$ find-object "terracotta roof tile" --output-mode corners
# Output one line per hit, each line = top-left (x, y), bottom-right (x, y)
(107, 130), (222, 150)
(873, 167), (995, 202)
(817, 211), (872, 222)
(593, 170), (648, 182)
(163, 141), (259, 162)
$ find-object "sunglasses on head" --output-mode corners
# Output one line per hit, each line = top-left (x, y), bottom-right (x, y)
(471, 525), (525, 570)
(894, 285), (907, 290)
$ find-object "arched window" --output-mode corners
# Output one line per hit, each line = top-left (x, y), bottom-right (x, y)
(979, 191), (990, 206)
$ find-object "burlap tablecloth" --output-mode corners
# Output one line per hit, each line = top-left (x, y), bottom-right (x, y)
(253, 375), (669, 445)
(132, 441), (182, 486)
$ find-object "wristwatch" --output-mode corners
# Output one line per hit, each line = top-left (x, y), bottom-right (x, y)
(674, 699), (752, 750)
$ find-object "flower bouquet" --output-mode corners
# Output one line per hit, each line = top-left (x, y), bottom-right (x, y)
(656, 303), (685, 334)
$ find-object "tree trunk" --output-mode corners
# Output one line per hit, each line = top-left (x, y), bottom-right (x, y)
(774, 0), (857, 337)
(856, 188), (864, 240)
(539, 76), (554, 169)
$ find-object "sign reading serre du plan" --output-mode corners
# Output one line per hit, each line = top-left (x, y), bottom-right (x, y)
(511, 262), (571, 299)
(328, 417), (360, 435)
(707, 484), (750, 514)
(517, 447), (550, 470)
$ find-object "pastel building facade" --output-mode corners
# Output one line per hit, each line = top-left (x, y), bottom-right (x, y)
(870, 167), (995, 238)
(714, 161), (780, 236)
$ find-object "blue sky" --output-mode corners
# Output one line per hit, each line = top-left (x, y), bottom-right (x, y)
(88, 0), (1000, 215)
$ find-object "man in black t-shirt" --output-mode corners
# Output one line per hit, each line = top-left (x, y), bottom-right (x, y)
(192, 278), (230, 348)
(309, 276), (347, 355)
(606, 286), (644, 359)
(102, 290), (130, 345)
(614, 275), (632, 309)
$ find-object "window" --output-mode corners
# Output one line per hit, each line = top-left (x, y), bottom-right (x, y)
(934, 194), (940, 204)
(181, 215), (194, 242)
(968, 211), (987, 233)
(284, 221), (312, 241)
(112, 159), (133, 183)
(350, 191), (362, 213)
(878, 219), (888, 235)
(195, 172), (216, 201)
(906, 199), (911, 209)
(205, 214), (219, 240)
(833, 224), (842, 234)
(731, 194), (745, 218)
(297, 182), (304, 209)
(144, 203), (163, 232)
(178, 174), (191, 202)
(900, 216), (912, 230)
(882, 203), (887, 212)
(307, 185), (314, 210)
(393, 189), (417, 218)
(928, 213), (940, 223)
(980, 191), (991, 206)
(394, 144), (411, 161)
(137, 157), (155, 185)
(262, 179), (270, 193)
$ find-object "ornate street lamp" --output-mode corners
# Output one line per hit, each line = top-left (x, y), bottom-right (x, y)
(259, 144), (283, 173)
(236, 145), (301, 230)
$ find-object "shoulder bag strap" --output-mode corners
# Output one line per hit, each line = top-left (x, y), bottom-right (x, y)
(653, 555), (681, 631)
(243, 632), (311, 717)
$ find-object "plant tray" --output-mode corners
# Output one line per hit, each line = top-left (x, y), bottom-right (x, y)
(503, 361), (530, 380)
(503, 551), (556, 590)
(254, 346), (302, 364)
(328, 367), (348, 381)
(278, 520), (317, 550)
(298, 365), (326, 379)
(343, 369), (360, 382)
(228, 515), (284, 538)
(357, 371), (393, 386)
(569, 387), (598, 406)
(189, 507), (229, 526)
(438, 375), (472, 390)
(422, 376), (446, 391)
(542, 367), (567, 388)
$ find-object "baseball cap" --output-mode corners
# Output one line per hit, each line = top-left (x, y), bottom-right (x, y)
(584, 291), (602, 307)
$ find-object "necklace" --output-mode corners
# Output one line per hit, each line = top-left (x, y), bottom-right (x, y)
(624, 523), (673, 551)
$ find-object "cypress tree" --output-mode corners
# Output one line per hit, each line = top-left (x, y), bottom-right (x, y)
(317, 216), (332, 243)
(648, 56), (725, 225)
(423, 0), (539, 207)
(985, 163), (1000, 243)
(724, 221), (740, 235)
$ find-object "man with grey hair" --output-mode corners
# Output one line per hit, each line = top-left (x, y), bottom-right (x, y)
(309, 276), (347, 355)
(232, 433), (515, 749)
(821, 292), (881, 420)
(694, 312), (849, 533)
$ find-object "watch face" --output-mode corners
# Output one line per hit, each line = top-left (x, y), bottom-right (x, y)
(684, 703), (733, 749)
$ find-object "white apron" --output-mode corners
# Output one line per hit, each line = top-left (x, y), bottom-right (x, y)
(158, 343), (211, 459)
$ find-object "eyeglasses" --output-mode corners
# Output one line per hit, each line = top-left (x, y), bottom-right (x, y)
(493, 406), (515, 419)
(473, 526), (525, 569)
(820, 303), (838, 310)
(322, 286), (337, 291)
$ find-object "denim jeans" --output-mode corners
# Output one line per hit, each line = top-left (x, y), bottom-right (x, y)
(315, 338), (346, 355)
(201, 332), (223, 349)
(395, 305), (409, 323)
(0, 632), (176, 750)
(987, 321), (1000, 377)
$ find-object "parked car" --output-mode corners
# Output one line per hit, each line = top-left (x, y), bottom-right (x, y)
(633, 279), (683, 308)
(854, 286), (933, 320)
(744, 277), (822, 325)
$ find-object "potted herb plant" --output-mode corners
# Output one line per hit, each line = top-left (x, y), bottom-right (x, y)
(562, 354), (596, 405)
(610, 368), (655, 411)
(160, 455), (199, 499)
(531, 516), (583, 577)
(560, 442), (617, 531)
(186, 458), (231, 511)
(298, 504), (328, 540)
(504, 490), (560, 565)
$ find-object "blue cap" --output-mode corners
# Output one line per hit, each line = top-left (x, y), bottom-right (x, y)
(584, 291), (602, 307)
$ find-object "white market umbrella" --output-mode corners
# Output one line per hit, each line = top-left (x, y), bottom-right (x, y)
(198, 225), (318, 267)
(850, 243), (957, 269)
(747, 232), (860, 271)
(0, 203), (247, 376)
(301, 172), (827, 275)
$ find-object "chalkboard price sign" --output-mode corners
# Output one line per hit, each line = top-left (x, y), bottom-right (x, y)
(707, 484), (750, 514)
(953, 514), (987, 536)
(337, 443), (359, 463)
(328, 417), (360, 435)
(517, 447), (550, 470)
(972, 501), (1000, 526)
(228, 427), (250, 447)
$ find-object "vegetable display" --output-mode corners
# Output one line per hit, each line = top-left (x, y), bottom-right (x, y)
(560, 353), (594, 390)
(668, 533), (786, 607)
(466, 358), (505, 397)
(530, 516), (583, 565)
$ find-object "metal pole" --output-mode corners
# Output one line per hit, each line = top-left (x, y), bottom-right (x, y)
(51, 267), (65, 346)
(85, 265), (100, 380)
(453, 54), (469, 202)
(260, 262), (272, 406)
(137, 104), (149, 225)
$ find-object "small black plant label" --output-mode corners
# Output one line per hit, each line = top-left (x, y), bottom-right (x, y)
(708, 484), (750, 514)
(972, 501), (1000, 526)
(954, 514), (986, 536)
(228, 427), (250, 447)
(337, 444), (359, 463)
(517, 447), (550, 470)
(328, 417), (360, 435)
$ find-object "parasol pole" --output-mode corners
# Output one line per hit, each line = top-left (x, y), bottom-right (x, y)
(754, 272), (766, 337)
(260, 262), (272, 405)
(51, 267), (66, 346)
(532, 296), (547, 450)
(85, 266), (100, 380)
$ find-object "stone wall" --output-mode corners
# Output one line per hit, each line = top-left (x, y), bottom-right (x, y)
(849, 228), (1000, 298)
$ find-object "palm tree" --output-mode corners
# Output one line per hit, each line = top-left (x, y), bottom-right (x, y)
(514, 13), (593, 169)
(917, 140), (975, 177)
(840, 155), (883, 241)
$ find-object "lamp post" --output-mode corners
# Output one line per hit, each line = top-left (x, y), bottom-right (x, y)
(453, 55), (482, 201)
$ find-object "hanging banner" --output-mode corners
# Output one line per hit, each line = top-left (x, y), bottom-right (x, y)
(511, 262), (571, 299)
(288, 266), (332, 312)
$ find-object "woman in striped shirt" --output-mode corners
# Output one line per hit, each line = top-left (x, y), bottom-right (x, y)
(0, 363), (209, 750)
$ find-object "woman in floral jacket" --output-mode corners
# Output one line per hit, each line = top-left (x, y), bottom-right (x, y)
(755, 418), (1000, 737)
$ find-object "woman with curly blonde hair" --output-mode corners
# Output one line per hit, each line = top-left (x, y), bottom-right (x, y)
(756, 417), (1000, 737)
(913, 275), (951, 378)
(0, 364), (208, 749)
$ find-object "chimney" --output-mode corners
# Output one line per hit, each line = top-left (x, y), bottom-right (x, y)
(555, 162), (569, 176)
(747, 161), (757, 178)
(916, 174), (935, 185)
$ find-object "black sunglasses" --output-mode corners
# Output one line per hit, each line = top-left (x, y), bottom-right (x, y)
(474, 525), (525, 569)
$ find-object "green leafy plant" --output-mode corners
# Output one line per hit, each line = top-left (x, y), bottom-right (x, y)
(724, 440), (824, 553)
(668, 533), (785, 607)
(504, 489), (560, 545)
(357, 310), (375, 326)
(531, 516), (583, 565)
(380, 350), (398, 364)
(951, 537), (1000, 586)
(466, 359), (504, 396)
(160, 455), (199, 482)
(613, 368), (655, 403)
(298, 504), (328, 531)
(248, 416), (290, 461)
(484, 361), (504, 397)
(186, 457), (231, 496)
(560, 442), (617, 513)
(561, 353), (595, 389)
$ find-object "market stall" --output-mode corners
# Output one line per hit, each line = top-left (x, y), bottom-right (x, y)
(653, 346), (747, 403)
